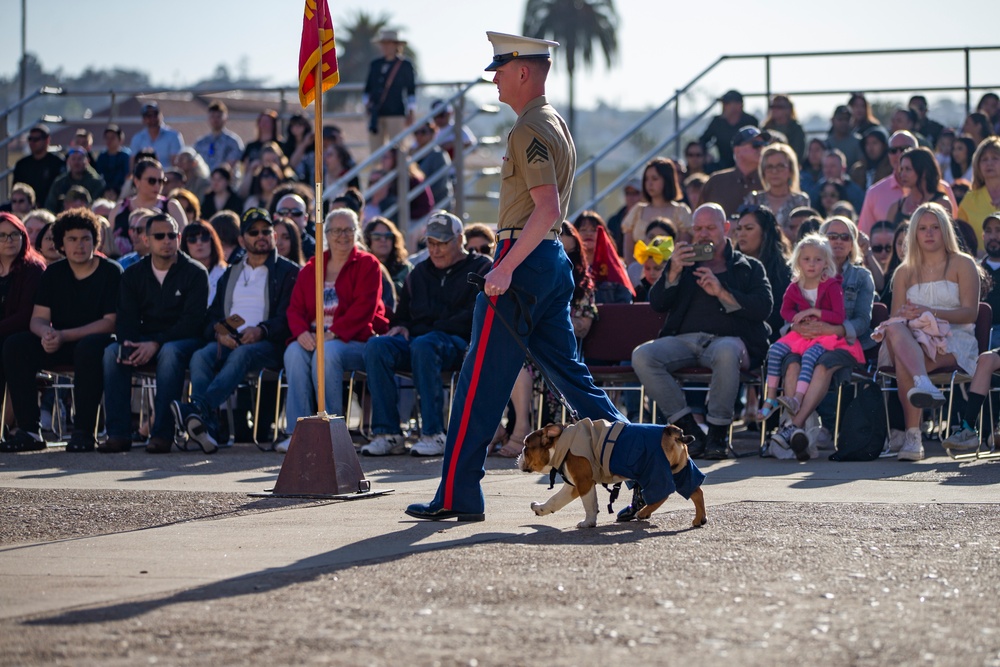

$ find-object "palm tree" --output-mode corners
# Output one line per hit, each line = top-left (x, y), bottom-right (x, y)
(522, 0), (619, 136)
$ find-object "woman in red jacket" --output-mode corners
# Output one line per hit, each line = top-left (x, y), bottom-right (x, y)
(277, 208), (388, 452)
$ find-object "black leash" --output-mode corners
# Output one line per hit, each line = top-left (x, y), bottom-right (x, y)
(467, 273), (579, 423)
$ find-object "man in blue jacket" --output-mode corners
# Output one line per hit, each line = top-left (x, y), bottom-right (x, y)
(100, 213), (208, 453)
(632, 203), (772, 460)
(361, 211), (492, 457)
(170, 208), (300, 453)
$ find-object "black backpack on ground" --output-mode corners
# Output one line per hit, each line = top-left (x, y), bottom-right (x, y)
(830, 380), (889, 461)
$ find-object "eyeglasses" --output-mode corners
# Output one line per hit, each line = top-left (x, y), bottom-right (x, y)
(826, 233), (852, 242)
(185, 232), (211, 243)
(763, 163), (789, 171)
(0, 231), (24, 242)
(326, 227), (355, 237)
(888, 147), (910, 155)
(276, 208), (305, 218)
(246, 228), (273, 237)
(150, 232), (179, 241)
(145, 176), (167, 186)
(369, 231), (393, 241)
(871, 244), (892, 253)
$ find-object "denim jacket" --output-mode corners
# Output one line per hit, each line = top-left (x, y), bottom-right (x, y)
(840, 261), (875, 349)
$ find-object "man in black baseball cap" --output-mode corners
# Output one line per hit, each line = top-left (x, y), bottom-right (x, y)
(699, 89), (759, 172)
(700, 126), (773, 217)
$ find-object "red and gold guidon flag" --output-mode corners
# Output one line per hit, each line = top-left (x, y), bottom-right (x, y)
(298, 0), (340, 107)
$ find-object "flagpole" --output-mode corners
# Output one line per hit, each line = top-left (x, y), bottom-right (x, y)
(312, 0), (326, 415)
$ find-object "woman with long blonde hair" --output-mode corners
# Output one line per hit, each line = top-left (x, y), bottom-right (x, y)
(879, 202), (980, 461)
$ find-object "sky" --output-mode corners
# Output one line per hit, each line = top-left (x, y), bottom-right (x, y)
(3, 0), (999, 123)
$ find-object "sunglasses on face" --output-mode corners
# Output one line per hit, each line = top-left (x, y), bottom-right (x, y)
(276, 208), (306, 218)
(151, 231), (178, 241)
(145, 176), (166, 186)
(888, 147), (910, 154)
(826, 233), (852, 242)
(185, 232), (211, 243)
(747, 140), (766, 149)
(467, 245), (492, 254)
(871, 244), (892, 253)
(369, 232), (393, 241)
(246, 228), (273, 237)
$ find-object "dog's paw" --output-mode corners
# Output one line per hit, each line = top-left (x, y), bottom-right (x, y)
(531, 502), (550, 516)
(577, 518), (597, 529)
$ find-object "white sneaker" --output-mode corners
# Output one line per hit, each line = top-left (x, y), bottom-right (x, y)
(943, 426), (981, 452)
(410, 433), (446, 457)
(806, 426), (833, 450)
(907, 376), (945, 408)
(274, 437), (291, 454)
(897, 429), (925, 461)
(885, 429), (906, 453)
(360, 434), (405, 456)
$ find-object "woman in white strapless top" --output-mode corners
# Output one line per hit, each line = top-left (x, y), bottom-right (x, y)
(878, 203), (981, 461)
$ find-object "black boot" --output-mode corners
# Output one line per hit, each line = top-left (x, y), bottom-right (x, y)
(616, 484), (645, 522)
(703, 424), (730, 460)
(674, 413), (707, 458)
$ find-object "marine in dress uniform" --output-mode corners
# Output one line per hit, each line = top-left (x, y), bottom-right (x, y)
(406, 32), (625, 522)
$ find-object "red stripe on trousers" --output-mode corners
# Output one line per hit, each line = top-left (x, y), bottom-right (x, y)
(442, 240), (513, 509)
(443, 298), (497, 509)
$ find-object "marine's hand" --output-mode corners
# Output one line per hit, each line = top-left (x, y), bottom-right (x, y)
(483, 265), (512, 297)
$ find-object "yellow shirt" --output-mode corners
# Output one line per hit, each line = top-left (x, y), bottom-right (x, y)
(957, 187), (997, 245)
(497, 95), (576, 232)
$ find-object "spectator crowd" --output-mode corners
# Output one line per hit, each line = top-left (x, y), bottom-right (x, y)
(2, 83), (1000, 465)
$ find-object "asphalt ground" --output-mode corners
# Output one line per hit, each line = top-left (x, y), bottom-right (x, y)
(1, 431), (998, 666)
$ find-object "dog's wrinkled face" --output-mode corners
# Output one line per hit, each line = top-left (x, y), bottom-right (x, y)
(663, 423), (695, 471)
(517, 424), (565, 473)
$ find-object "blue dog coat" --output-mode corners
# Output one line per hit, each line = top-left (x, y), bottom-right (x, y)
(549, 419), (706, 506)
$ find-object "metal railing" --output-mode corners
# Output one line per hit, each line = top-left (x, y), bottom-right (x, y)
(571, 45), (1000, 220)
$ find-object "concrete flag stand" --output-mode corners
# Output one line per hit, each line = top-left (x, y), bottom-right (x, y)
(250, 414), (393, 500)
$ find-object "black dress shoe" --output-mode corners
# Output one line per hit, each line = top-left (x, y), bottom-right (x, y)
(405, 502), (485, 522)
(616, 485), (645, 522)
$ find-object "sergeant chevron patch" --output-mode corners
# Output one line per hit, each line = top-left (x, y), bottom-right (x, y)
(526, 138), (549, 164)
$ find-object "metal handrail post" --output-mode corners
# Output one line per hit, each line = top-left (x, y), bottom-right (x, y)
(674, 90), (681, 159)
(395, 145), (410, 231)
(965, 48), (971, 114)
(453, 93), (466, 217)
(765, 55), (772, 102)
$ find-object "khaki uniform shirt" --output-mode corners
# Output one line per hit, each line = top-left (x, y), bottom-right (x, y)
(497, 95), (576, 232)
